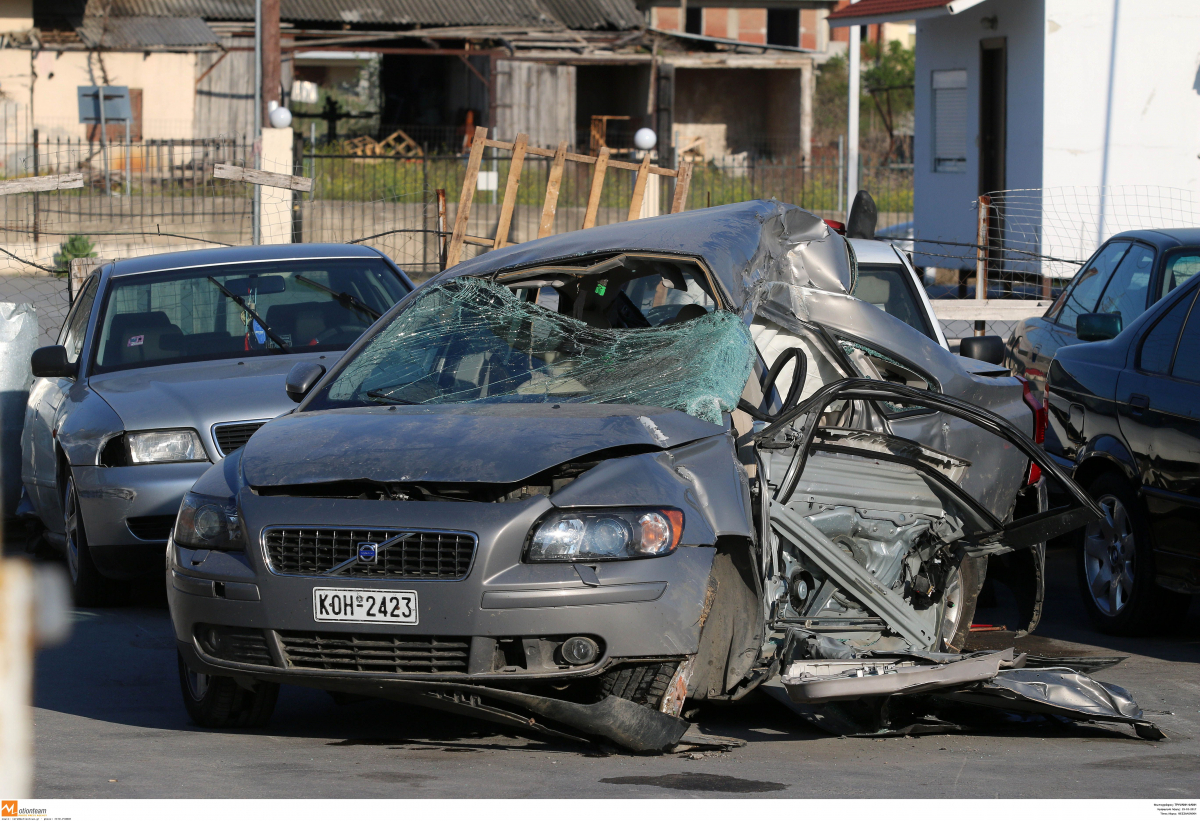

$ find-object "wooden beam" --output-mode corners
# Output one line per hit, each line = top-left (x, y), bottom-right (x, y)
(0, 173), (83, 195)
(626, 153), (652, 222)
(490, 140), (679, 175)
(581, 146), (610, 230)
(436, 188), (448, 271)
(213, 163), (313, 192)
(669, 160), (693, 213)
(931, 299), (1052, 322)
(445, 126), (489, 268)
(493, 132), (528, 249)
(538, 141), (568, 239)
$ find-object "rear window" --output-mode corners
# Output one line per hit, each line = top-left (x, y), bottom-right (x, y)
(852, 263), (936, 341)
(92, 258), (409, 373)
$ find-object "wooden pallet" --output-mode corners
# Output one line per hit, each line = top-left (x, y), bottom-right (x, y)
(445, 126), (693, 269)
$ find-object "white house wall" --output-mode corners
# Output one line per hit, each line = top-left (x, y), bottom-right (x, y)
(1042, 0), (1200, 246)
(913, 0), (1044, 270)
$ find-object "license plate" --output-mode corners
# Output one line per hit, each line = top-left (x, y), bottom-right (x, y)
(312, 588), (418, 625)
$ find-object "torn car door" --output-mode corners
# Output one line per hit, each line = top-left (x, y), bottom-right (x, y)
(754, 378), (1102, 654)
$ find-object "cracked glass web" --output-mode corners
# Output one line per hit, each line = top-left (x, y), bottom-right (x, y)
(325, 277), (758, 424)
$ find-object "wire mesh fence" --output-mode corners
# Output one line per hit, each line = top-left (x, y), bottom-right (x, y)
(0, 134), (915, 345)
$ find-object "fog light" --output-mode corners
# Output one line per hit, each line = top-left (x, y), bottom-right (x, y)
(560, 636), (599, 666)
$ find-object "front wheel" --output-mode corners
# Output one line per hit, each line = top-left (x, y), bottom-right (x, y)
(1077, 474), (1190, 635)
(63, 472), (127, 606)
(178, 652), (279, 729)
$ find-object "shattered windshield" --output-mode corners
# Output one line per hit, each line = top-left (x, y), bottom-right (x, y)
(310, 275), (757, 424)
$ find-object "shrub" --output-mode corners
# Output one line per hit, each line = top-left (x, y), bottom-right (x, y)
(53, 235), (96, 276)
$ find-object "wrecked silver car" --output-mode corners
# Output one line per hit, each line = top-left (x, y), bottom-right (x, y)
(167, 201), (1135, 751)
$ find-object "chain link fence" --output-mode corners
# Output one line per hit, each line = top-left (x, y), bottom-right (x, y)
(2, 134), (915, 344)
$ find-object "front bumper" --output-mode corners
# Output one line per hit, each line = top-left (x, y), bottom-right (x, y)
(166, 493), (718, 688)
(73, 462), (210, 577)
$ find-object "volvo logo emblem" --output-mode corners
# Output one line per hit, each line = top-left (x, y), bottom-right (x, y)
(356, 542), (379, 564)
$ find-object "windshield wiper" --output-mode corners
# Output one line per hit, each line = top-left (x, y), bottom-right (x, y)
(296, 275), (382, 320)
(206, 276), (292, 354)
(366, 388), (420, 405)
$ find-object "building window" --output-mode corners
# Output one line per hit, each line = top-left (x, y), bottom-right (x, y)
(685, 6), (702, 34)
(932, 69), (967, 173)
(766, 9), (799, 47)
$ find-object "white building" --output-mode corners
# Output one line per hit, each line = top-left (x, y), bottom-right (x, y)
(830, 0), (1200, 273)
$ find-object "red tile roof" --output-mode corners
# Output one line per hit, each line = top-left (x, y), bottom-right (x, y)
(827, 0), (950, 22)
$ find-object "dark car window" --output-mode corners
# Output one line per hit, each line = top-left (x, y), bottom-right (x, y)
(92, 258), (409, 374)
(1160, 249), (1200, 299)
(852, 263), (936, 341)
(1055, 241), (1130, 330)
(59, 275), (99, 365)
(1139, 288), (1197, 374)
(1168, 290), (1200, 383)
(1094, 242), (1154, 322)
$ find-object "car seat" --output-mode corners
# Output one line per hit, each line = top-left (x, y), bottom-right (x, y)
(104, 312), (183, 366)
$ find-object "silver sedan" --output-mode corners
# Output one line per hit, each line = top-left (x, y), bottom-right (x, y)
(19, 244), (413, 603)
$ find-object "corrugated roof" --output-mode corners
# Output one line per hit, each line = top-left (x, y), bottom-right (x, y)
(827, 0), (990, 25)
(100, 0), (628, 28)
(77, 15), (220, 47)
(827, 0), (948, 19)
(535, 0), (643, 31)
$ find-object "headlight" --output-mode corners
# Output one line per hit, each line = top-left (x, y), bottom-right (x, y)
(525, 508), (683, 562)
(174, 492), (242, 550)
(127, 429), (207, 464)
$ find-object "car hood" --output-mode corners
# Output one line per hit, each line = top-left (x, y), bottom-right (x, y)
(89, 354), (332, 437)
(239, 403), (725, 488)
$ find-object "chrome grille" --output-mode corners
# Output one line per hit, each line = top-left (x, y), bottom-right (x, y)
(213, 421), (266, 457)
(278, 631), (470, 674)
(263, 528), (476, 579)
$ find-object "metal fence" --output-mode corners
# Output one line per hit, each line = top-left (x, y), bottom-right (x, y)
(1, 134), (917, 345)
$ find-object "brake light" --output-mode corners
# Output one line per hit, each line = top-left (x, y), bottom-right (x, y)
(824, 219), (846, 235)
(1017, 376), (1047, 484)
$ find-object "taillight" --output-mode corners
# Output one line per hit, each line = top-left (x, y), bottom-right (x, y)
(824, 219), (847, 235)
(1017, 376), (1047, 484)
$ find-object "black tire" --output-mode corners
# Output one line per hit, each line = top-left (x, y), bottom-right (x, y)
(1077, 473), (1190, 635)
(597, 661), (679, 708)
(178, 651), (279, 729)
(63, 471), (128, 607)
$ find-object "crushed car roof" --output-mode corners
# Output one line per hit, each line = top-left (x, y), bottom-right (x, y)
(438, 200), (856, 314)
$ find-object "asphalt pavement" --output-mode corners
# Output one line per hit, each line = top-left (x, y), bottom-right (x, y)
(28, 546), (1200, 799)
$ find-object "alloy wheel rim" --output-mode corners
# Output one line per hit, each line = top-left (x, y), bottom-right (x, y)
(1083, 493), (1135, 616)
(938, 566), (965, 649)
(64, 477), (81, 583)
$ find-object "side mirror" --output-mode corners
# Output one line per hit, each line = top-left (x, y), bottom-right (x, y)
(1076, 312), (1122, 342)
(845, 190), (878, 239)
(30, 345), (77, 379)
(958, 335), (1006, 365)
(285, 362), (325, 403)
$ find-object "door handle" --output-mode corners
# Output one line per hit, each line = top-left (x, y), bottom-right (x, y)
(1129, 394), (1150, 416)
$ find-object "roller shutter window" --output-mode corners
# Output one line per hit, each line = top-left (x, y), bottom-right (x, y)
(932, 69), (968, 173)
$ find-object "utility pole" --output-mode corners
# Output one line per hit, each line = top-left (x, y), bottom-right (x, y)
(262, 0), (281, 122)
(846, 0), (861, 210)
(252, 0), (262, 245)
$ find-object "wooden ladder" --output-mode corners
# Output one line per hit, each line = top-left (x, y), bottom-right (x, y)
(445, 126), (693, 269)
